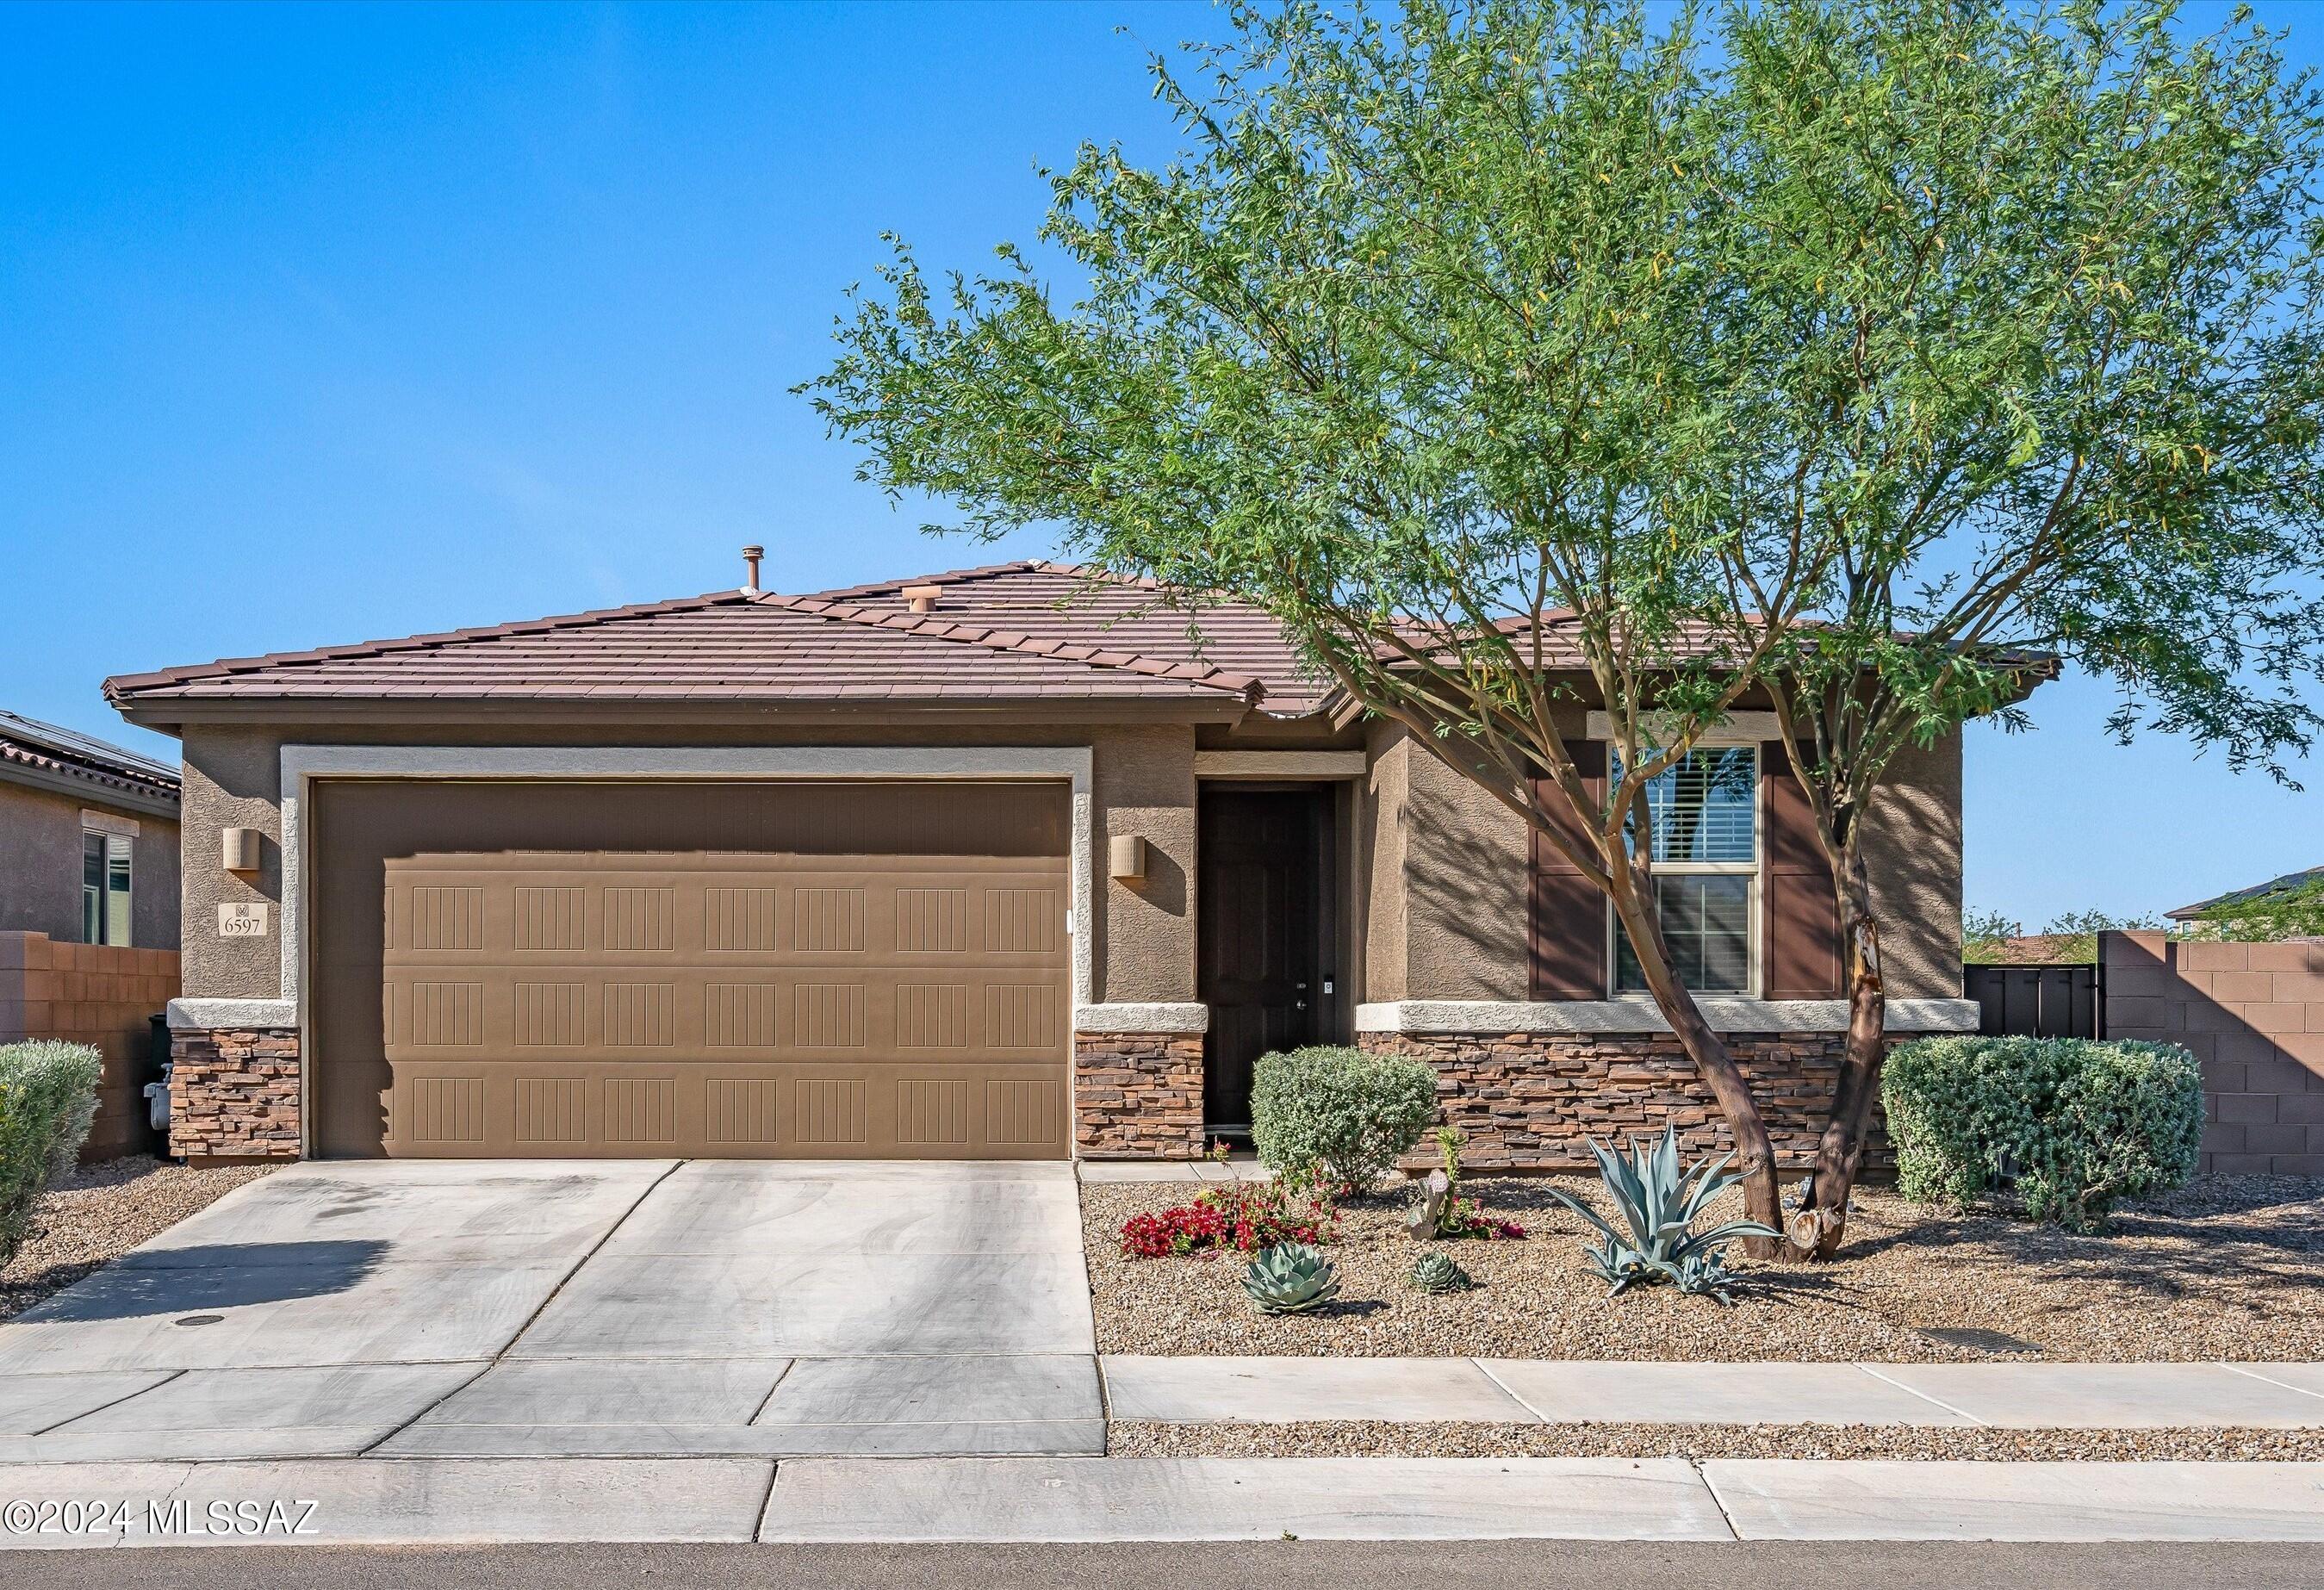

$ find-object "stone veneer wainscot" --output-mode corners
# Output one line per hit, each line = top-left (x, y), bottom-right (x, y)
(1075, 1032), (1205, 1158)
(1359, 1028), (1943, 1172)
(170, 1027), (301, 1163)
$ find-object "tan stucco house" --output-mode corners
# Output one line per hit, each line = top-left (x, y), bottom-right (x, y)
(1, 707), (181, 953)
(1, 707), (183, 1161)
(105, 559), (1975, 1167)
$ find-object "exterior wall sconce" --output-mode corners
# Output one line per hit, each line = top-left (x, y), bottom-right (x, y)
(1108, 835), (1149, 881)
(221, 827), (263, 873)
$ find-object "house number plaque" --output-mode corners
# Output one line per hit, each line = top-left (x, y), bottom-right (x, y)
(217, 903), (271, 939)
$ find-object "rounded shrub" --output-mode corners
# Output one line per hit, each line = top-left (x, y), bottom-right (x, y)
(1249, 1045), (1439, 1191)
(0, 1040), (102, 1268)
(1881, 1035), (2203, 1232)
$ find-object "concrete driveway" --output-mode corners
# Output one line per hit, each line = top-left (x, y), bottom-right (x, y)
(0, 1159), (1100, 1462)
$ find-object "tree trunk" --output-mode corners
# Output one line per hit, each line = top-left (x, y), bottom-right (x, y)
(1605, 860), (1786, 1257)
(1791, 840), (1884, 1260)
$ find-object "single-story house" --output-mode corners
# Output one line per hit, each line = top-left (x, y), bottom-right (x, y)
(104, 556), (1978, 1167)
(0, 706), (183, 1160)
(2170, 866), (2324, 926)
(1, 706), (181, 951)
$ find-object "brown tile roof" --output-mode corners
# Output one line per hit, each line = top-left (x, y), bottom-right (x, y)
(103, 584), (1265, 716)
(0, 707), (180, 807)
(811, 561), (1329, 714)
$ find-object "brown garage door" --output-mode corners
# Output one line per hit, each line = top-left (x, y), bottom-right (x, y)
(313, 780), (1070, 1159)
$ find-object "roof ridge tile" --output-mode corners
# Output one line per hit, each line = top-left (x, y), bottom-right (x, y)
(753, 591), (1262, 702)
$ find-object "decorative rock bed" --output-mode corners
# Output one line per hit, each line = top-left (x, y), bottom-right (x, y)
(1081, 1174), (2324, 1363)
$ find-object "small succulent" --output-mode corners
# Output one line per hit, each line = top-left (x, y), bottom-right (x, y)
(1241, 1241), (1342, 1314)
(1407, 1251), (1473, 1294)
(1542, 1122), (1780, 1306)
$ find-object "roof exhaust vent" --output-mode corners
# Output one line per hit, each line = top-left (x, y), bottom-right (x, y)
(740, 545), (764, 593)
(902, 583), (942, 614)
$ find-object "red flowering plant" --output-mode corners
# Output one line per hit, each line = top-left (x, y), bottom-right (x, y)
(1437, 1196), (1526, 1241)
(1426, 1127), (1526, 1241)
(1119, 1159), (1339, 1259)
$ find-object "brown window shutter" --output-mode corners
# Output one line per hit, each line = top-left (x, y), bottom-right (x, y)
(1761, 740), (1843, 999)
(1529, 741), (1606, 999)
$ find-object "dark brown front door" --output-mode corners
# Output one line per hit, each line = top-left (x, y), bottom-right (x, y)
(1198, 787), (1327, 1133)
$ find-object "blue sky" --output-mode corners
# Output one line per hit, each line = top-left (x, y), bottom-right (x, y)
(1, 0), (2315, 929)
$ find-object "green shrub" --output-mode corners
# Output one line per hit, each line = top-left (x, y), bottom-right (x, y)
(1882, 1036), (2203, 1232)
(1250, 1045), (1438, 1191)
(0, 1040), (102, 1268)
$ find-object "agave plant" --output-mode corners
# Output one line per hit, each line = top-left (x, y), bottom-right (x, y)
(1407, 1251), (1473, 1294)
(1241, 1241), (1342, 1314)
(1543, 1123), (1780, 1305)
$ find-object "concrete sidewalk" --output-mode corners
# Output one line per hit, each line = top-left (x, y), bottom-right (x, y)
(1099, 1357), (2324, 1428)
(2, 1456), (2322, 1547)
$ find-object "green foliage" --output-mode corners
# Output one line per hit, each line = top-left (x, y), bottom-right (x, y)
(1542, 1123), (1779, 1304)
(1961, 908), (2024, 965)
(2182, 876), (2324, 941)
(1407, 1251), (1474, 1294)
(1964, 908), (2170, 964)
(1241, 1241), (1343, 1314)
(0, 1040), (102, 1270)
(1435, 1125), (1463, 1189)
(1882, 1036), (2203, 1232)
(808, 0), (2324, 804)
(1249, 1046), (1439, 1192)
(806, 0), (2324, 1231)
(2037, 910), (2169, 964)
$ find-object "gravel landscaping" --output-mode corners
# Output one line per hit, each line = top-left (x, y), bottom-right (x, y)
(1082, 1173), (2324, 1362)
(0, 1155), (276, 1323)
(1107, 1420), (2324, 1462)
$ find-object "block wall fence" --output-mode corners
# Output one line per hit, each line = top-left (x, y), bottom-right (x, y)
(0, 930), (178, 1162)
(2101, 930), (2324, 1177)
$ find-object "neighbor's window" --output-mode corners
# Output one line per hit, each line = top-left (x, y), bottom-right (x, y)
(82, 829), (132, 947)
(1610, 745), (1757, 995)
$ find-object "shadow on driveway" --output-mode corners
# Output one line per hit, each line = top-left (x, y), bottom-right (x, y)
(26, 1240), (392, 1322)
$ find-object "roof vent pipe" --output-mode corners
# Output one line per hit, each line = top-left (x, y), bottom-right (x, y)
(741, 545), (764, 593)
(902, 584), (942, 614)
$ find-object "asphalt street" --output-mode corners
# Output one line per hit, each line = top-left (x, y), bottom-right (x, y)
(3, 1540), (2321, 1589)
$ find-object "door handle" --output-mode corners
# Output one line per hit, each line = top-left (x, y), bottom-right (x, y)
(1294, 999), (1308, 1010)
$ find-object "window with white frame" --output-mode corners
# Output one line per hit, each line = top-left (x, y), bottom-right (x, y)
(81, 828), (132, 947)
(1610, 744), (1757, 995)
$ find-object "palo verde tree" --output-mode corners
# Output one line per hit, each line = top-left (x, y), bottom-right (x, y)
(805, 0), (2324, 1257)
(808, 0), (1829, 1245)
(1701, 0), (2324, 1256)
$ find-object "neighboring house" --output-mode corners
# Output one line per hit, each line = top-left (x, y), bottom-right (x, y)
(0, 708), (181, 951)
(105, 558), (1979, 1168)
(0, 707), (183, 1161)
(2170, 866), (2324, 929)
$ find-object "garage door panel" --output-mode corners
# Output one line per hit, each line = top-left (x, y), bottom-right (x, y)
(380, 963), (1069, 1063)
(336, 787), (1072, 1160)
(382, 1060), (1068, 1159)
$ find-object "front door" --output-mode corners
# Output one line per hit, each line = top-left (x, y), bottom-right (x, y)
(1197, 786), (1326, 1134)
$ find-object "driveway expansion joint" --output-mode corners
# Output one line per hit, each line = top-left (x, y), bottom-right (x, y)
(359, 1158), (687, 1455)
(1854, 1363), (1992, 1428)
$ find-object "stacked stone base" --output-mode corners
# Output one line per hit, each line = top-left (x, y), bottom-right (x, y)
(1360, 1029), (1916, 1173)
(1075, 1032), (1205, 1158)
(156, 1021), (1914, 1171)
(170, 1028), (301, 1163)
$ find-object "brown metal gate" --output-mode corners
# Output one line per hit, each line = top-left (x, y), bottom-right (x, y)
(314, 780), (1071, 1159)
